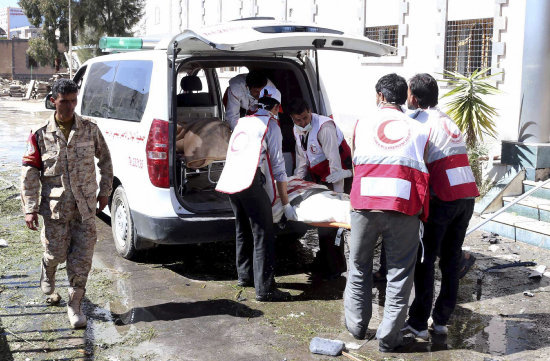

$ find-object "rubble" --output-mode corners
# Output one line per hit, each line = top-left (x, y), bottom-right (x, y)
(481, 231), (500, 244)
(488, 244), (499, 252)
(528, 265), (547, 279)
(24, 80), (50, 99)
(0, 77), (51, 99)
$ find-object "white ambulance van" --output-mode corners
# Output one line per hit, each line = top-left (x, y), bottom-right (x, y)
(63, 19), (393, 259)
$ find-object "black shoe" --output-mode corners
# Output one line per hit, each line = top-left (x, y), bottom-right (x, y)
(458, 252), (476, 279)
(378, 335), (416, 353)
(255, 288), (291, 302)
(237, 279), (253, 287)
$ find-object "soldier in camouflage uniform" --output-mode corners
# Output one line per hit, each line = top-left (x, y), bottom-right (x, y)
(21, 79), (113, 328)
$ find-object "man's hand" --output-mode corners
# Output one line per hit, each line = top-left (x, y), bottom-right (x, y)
(25, 212), (39, 230)
(96, 196), (109, 214)
(325, 169), (352, 184)
(283, 203), (298, 221)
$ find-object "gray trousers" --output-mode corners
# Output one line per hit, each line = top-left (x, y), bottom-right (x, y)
(344, 210), (420, 349)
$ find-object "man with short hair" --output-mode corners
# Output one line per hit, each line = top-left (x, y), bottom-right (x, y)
(217, 85), (296, 302)
(402, 73), (479, 339)
(21, 78), (113, 328)
(288, 98), (352, 279)
(224, 70), (275, 130)
(344, 73), (431, 352)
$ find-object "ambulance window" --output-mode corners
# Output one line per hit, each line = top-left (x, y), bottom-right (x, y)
(81, 61), (117, 118)
(194, 69), (209, 93)
(109, 60), (153, 122)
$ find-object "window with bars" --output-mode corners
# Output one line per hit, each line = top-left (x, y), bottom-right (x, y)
(364, 25), (399, 49)
(445, 18), (493, 77)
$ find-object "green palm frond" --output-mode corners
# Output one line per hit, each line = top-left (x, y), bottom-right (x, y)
(438, 69), (501, 149)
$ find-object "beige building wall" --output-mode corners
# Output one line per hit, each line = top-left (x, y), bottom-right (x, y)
(0, 39), (59, 81)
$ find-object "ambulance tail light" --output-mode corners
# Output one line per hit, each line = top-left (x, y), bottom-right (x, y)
(146, 119), (169, 188)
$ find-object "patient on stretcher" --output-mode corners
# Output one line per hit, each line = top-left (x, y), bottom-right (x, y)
(272, 177), (350, 226)
(176, 117), (231, 169)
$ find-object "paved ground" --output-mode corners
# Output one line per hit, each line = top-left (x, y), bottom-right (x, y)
(1, 97), (550, 361)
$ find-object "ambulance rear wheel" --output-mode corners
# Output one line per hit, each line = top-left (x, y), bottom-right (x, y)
(111, 186), (137, 260)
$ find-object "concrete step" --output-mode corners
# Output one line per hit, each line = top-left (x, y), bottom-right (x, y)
(523, 180), (550, 200)
(480, 212), (550, 249)
(502, 195), (550, 222)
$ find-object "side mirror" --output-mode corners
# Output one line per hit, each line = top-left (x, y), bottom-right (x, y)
(44, 92), (55, 109)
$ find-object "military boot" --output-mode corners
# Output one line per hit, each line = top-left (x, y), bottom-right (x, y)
(67, 288), (87, 328)
(40, 259), (56, 295)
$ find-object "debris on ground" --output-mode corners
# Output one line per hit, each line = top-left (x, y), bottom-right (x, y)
(0, 77), (51, 99)
(309, 337), (344, 356)
(482, 232), (501, 244)
(528, 265), (547, 279)
(46, 292), (62, 304)
(523, 291), (535, 297)
(0, 238), (7, 247)
(9, 83), (25, 97)
(488, 244), (500, 252)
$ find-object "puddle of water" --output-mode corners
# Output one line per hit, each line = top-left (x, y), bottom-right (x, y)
(0, 105), (52, 166)
(447, 307), (544, 357)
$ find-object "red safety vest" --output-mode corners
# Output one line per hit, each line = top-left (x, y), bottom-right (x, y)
(293, 114), (351, 182)
(412, 108), (479, 201)
(351, 106), (431, 221)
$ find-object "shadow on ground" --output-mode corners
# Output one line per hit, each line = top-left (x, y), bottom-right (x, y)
(110, 299), (263, 325)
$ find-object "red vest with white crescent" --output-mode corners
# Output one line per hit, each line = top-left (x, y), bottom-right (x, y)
(350, 107), (431, 221)
(216, 113), (277, 203)
(293, 113), (352, 181)
(412, 108), (479, 201)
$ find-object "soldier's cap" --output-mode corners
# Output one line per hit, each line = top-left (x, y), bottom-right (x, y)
(258, 85), (281, 104)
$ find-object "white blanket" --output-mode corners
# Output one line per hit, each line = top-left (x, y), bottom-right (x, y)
(272, 177), (350, 226)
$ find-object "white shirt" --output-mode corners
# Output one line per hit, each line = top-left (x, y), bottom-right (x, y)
(294, 120), (345, 192)
(256, 109), (288, 183)
(225, 74), (275, 130)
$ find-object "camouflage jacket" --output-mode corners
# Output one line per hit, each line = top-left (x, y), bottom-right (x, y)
(21, 112), (113, 220)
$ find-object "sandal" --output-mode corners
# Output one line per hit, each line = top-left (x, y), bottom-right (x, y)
(458, 252), (476, 279)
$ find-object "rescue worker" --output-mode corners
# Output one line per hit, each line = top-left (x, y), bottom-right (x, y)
(344, 73), (431, 352)
(402, 73), (479, 339)
(21, 79), (113, 328)
(216, 85), (297, 302)
(287, 98), (352, 279)
(224, 70), (275, 130)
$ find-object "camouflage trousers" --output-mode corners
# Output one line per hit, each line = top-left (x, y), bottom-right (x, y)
(40, 196), (97, 289)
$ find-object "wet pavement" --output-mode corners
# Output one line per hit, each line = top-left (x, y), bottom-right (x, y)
(1, 98), (550, 360)
(0, 98), (51, 170)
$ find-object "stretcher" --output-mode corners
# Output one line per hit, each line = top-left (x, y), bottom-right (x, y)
(308, 222), (351, 230)
(272, 177), (351, 229)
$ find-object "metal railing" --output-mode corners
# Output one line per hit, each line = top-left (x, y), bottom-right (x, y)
(466, 177), (550, 235)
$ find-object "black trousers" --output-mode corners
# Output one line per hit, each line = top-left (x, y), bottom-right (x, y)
(313, 177), (352, 276)
(229, 169), (275, 297)
(408, 197), (475, 330)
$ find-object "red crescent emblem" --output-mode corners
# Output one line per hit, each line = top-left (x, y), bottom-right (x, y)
(230, 131), (248, 152)
(443, 120), (461, 139)
(377, 119), (404, 144)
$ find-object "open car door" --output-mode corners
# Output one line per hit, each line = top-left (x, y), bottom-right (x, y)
(166, 19), (395, 57)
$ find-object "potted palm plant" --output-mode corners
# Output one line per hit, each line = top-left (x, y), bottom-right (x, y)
(440, 68), (500, 186)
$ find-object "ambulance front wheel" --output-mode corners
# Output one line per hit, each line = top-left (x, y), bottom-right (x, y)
(111, 186), (137, 260)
